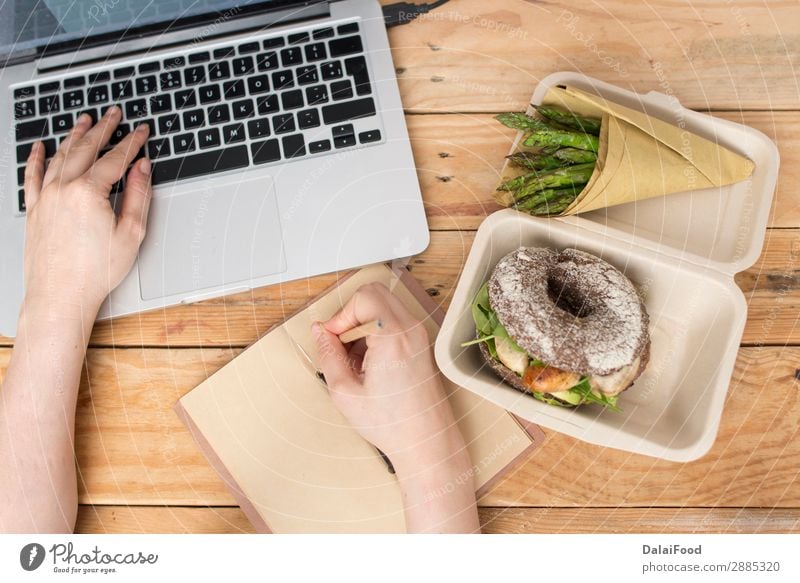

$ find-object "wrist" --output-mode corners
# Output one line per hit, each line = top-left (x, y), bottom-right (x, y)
(19, 292), (100, 333)
(390, 423), (472, 479)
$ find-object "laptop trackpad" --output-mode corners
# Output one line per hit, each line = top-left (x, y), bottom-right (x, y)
(138, 175), (287, 301)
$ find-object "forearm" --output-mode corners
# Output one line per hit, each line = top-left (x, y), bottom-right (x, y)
(0, 297), (97, 533)
(392, 425), (480, 534)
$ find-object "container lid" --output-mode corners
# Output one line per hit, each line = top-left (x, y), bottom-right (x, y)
(529, 72), (779, 275)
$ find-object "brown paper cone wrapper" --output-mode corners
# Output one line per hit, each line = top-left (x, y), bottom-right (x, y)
(495, 85), (755, 216)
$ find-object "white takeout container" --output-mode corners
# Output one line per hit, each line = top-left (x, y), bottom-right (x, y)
(434, 72), (779, 462)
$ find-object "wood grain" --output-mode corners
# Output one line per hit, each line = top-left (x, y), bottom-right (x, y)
(74, 505), (800, 534)
(5, 224), (799, 348)
(2, 345), (798, 508)
(386, 0), (800, 112)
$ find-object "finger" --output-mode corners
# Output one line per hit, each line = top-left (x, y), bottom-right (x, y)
(55, 106), (123, 185)
(85, 121), (149, 191)
(312, 322), (361, 390)
(347, 338), (368, 372)
(43, 112), (93, 188)
(324, 283), (414, 335)
(23, 142), (45, 210)
(118, 157), (153, 241)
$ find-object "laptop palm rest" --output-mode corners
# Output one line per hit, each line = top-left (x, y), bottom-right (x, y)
(137, 175), (287, 301)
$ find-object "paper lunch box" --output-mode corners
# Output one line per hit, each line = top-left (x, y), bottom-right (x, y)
(434, 72), (779, 462)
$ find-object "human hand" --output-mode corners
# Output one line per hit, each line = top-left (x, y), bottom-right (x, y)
(22, 107), (152, 319)
(311, 282), (465, 469)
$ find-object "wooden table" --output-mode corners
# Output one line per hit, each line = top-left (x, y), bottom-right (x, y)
(2, 0), (799, 534)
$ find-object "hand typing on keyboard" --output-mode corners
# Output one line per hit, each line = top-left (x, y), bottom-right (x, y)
(22, 105), (152, 318)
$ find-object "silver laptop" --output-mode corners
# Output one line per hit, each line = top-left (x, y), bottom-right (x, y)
(0, 0), (429, 336)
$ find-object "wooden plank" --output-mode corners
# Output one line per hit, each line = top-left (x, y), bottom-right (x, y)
(74, 505), (800, 534)
(386, 0), (800, 112)
(1, 224), (799, 348)
(2, 346), (799, 508)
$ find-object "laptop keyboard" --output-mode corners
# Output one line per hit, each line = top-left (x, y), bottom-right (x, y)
(11, 21), (382, 214)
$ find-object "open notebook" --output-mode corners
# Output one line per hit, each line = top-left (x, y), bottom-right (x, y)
(175, 264), (544, 533)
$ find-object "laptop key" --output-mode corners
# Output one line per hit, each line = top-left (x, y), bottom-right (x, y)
(345, 56), (372, 95)
(312, 27), (334, 40)
(296, 65), (318, 85)
(306, 85), (328, 105)
(338, 22), (359, 35)
(309, 139), (331, 153)
(183, 109), (206, 129)
(138, 62), (160, 74)
(329, 36), (363, 58)
(40, 81), (60, 93)
(297, 109), (320, 129)
(272, 113), (295, 134)
(272, 70), (294, 89)
(247, 118), (271, 138)
(184, 66), (206, 86)
(281, 90), (304, 110)
(77, 108), (98, 124)
(189, 51), (210, 63)
(88, 72), (110, 84)
(164, 56), (186, 69)
(304, 43), (327, 62)
(173, 133), (196, 154)
(158, 114), (181, 134)
(17, 119), (49, 141)
(359, 129), (382, 144)
(223, 123), (245, 143)
(64, 76), (86, 88)
(233, 99), (255, 119)
(114, 66), (135, 78)
(256, 94), (279, 115)
(64, 90), (85, 109)
(330, 80), (353, 101)
(111, 80), (133, 99)
(17, 166), (25, 186)
(149, 93), (172, 114)
(213, 47), (235, 59)
(322, 97), (376, 125)
(52, 114), (73, 134)
(239, 42), (260, 54)
(199, 84), (221, 104)
(148, 138), (171, 159)
(14, 86), (35, 99)
(151, 145), (250, 185)
(280, 47), (302, 67)
(223, 79), (246, 98)
(174, 89), (197, 109)
(110, 123), (130, 144)
(251, 139), (281, 164)
(288, 32), (309, 45)
(232, 56), (254, 76)
(332, 124), (354, 138)
(88, 85), (110, 104)
(257, 52), (279, 71)
(262, 37), (285, 49)
(247, 75), (270, 94)
(125, 99), (147, 118)
(208, 104), (230, 124)
(14, 100), (35, 119)
(18, 189), (26, 212)
(39, 94), (60, 114)
(320, 61), (343, 80)
(208, 61), (231, 80)
(334, 134), (356, 149)
(160, 71), (181, 90)
(198, 128), (221, 149)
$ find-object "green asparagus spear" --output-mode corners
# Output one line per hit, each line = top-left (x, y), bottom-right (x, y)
(506, 151), (564, 171)
(507, 162), (595, 201)
(533, 104), (602, 135)
(513, 187), (579, 212)
(529, 193), (578, 216)
(554, 147), (597, 165)
(495, 113), (600, 152)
